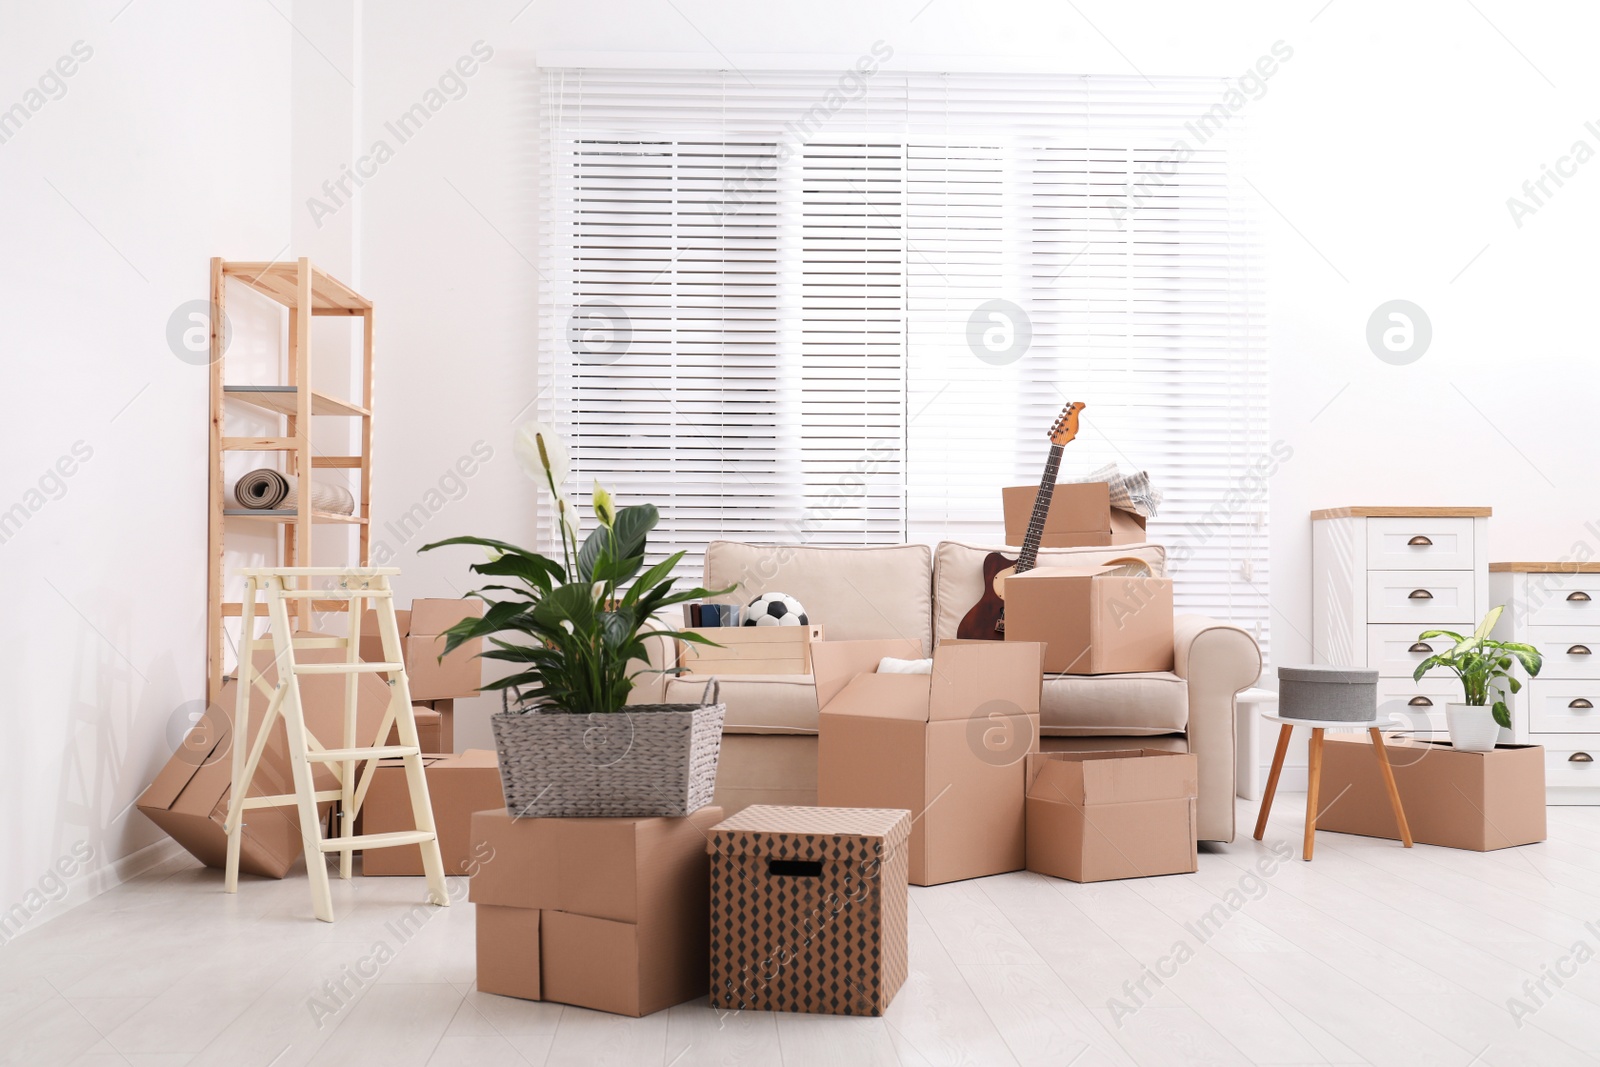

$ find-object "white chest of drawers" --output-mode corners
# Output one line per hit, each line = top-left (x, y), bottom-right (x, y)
(1490, 562), (1600, 804)
(1311, 507), (1491, 738)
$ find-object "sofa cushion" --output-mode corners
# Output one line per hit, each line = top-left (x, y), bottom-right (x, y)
(665, 673), (819, 734)
(932, 540), (1168, 642)
(1040, 671), (1187, 736)
(703, 541), (933, 649)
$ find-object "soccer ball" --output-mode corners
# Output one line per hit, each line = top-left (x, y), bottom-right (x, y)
(744, 591), (809, 626)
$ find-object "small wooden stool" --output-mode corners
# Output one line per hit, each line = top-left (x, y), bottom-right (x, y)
(1253, 714), (1413, 861)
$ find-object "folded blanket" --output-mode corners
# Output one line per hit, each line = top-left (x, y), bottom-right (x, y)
(231, 469), (354, 515)
(1060, 462), (1162, 518)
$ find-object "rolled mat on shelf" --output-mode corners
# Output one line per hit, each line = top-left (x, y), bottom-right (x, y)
(231, 468), (354, 515)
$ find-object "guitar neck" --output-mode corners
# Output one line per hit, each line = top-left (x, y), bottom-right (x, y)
(1015, 443), (1064, 574)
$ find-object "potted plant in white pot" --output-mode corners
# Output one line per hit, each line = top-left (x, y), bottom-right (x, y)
(422, 422), (733, 817)
(1412, 605), (1541, 752)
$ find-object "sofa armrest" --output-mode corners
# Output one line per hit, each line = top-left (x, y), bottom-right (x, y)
(1172, 614), (1263, 843)
(625, 619), (678, 706)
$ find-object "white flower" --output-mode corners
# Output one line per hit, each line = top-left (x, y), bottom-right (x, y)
(514, 421), (569, 487)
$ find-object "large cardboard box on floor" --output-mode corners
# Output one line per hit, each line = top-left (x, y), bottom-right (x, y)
(361, 599), (484, 700)
(1318, 736), (1546, 851)
(136, 645), (393, 878)
(361, 749), (503, 876)
(1003, 482), (1147, 548)
(1004, 565), (1174, 675)
(1025, 750), (1198, 882)
(815, 638), (1043, 886)
(468, 805), (723, 1015)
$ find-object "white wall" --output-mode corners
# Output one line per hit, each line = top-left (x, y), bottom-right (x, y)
(0, 2), (292, 928)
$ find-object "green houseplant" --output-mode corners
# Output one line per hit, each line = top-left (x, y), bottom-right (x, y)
(421, 422), (733, 816)
(1412, 605), (1541, 751)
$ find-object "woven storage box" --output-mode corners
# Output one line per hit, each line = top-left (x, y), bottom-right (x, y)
(707, 805), (911, 1016)
(1278, 665), (1379, 722)
(492, 680), (724, 818)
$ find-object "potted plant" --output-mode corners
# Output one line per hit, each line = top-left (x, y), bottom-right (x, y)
(1412, 605), (1541, 752)
(422, 422), (733, 817)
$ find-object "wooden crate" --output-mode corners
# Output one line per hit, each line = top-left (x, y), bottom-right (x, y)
(678, 624), (824, 676)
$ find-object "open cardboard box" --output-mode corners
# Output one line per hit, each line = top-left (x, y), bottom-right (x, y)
(814, 638), (1044, 885)
(137, 644), (393, 878)
(677, 623), (824, 675)
(469, 806), (722, 1016)
(1004, 565), (1174, 674)
(1025, 749), (1198, 882)
(360, 598), (484, 700)
(1003, 482), (1147, 548)
(1318, 735), (1546, 851)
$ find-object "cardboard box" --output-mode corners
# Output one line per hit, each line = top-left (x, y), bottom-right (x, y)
(678, 624), (824, 676)
(408, 600), (484, 699)
(136, 645), (392, 878)
(707, 805), (911, 1016)
(386, 707), (442, 754)
(815, 638), (1043, 886)
(357, 608), (411, 663)
(1004, 566), (1174, 675)
(1025, 750), (1198, 882)
(361, 749), (503, 876)
(361, 600), (484, 700)
(476, 905), (540, 1001)
(1318, 736), (1547, 851)
(1003, 482), (1147, 548)
(469, 805), (722, 1016)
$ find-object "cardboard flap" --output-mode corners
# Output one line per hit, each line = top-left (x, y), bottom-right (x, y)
(821, 673), (931, 722)
(811, 638), (924, 707)
(927, 641), (1043, 721)
(446, 748), (499, 770)
(1027, 750), (1196, 806)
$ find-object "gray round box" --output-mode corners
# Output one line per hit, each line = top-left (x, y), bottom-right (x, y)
(1277, 665), (1379, 722)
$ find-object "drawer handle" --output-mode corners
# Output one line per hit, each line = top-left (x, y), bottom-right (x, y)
(1408, 641), (1434, 653)
(1407, 535), (1433, 546)
(1408, 589), (1433, 600)
(1408, 696), (1434, 707)
(1569, 591), (1592, 602)
(1570, 699), (1594, 709)
(1569, 645), (1593, 656)
(1571, 752), (1594, 763)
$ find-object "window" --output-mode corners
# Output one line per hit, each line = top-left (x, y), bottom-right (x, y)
(539, 65), (1269, 653)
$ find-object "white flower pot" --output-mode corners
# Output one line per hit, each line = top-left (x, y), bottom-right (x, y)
(1445, 703), (1501, 752)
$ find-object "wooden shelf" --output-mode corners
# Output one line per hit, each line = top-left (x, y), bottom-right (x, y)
(224, 509), (368, 525)
(224, 386), (369, 418)
(210, 257), (376, 703)
(221, 260), (372, 312)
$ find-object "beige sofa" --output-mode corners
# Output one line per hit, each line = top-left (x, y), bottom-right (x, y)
(633, 540), (1261, 842)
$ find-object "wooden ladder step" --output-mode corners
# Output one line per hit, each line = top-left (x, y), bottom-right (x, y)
(305, 745), (420, 762)
(318, 830), (436, 853)
(292, 662), (403, 675)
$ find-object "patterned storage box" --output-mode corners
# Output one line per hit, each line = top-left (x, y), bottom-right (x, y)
(706, 805), (911, 1016)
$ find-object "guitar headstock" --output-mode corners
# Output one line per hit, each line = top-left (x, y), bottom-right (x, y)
(1049, 402), (1086, 446)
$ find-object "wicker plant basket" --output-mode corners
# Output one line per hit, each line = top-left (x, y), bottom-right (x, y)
(491, 679), (725, 818)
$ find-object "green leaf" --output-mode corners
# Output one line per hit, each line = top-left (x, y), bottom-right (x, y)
(420, 534), (540, 557)
(1492, 700), (1512, 729)
(1416, 629), (1465, 643)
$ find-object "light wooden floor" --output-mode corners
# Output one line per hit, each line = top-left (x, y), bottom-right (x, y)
(6, 797), (1600, 1067)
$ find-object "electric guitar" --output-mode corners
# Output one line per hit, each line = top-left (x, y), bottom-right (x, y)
(956, 402), (1086, 640)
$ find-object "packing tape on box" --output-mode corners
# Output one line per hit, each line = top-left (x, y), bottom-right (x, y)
(231, 468), (354, 515)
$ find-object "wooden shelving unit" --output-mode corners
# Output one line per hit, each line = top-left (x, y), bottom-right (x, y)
(208, 257), (375, 702)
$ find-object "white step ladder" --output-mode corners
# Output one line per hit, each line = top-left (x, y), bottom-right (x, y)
(223, 567), (449, 922)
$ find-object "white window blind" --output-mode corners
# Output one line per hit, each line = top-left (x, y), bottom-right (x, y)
(539, 67), (1269, 653)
